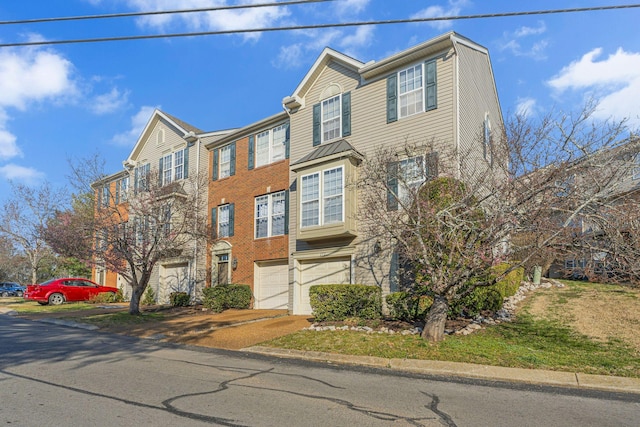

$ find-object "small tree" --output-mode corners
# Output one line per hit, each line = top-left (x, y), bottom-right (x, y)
(357, 101), (638, 342)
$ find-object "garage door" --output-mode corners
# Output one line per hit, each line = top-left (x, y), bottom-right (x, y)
(255, 260), (289, 309)
(298, 257), (351, 315)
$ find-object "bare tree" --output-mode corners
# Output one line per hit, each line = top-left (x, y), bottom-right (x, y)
(0, 182), (65, 284)
(62, 154), (213, 315)
(356, 101), (638, 342)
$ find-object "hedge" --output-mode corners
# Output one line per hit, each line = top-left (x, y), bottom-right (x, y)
(309, 284), (382, 321)
(385, 292), (433, 321)
(202, 284), (252, 313)
(169, 291), (191, 307)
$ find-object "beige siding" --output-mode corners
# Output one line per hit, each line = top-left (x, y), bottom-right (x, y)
(457, 43), (503, 177)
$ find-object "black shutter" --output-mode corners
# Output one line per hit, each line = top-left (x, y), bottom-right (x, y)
(387, 74), (398, 123)
(183, 148), (189, 178)
(212, 149), (219, 181)
(230, 142), (236, 176)
(248, 136), (255, 170)
(284, 189), (290, 235)
(158, 157), (164, 187)
(387, 161), (399, 211)
(312, 103), (321, 146)
(284, 122), (290, 159)
(211, 207), (217, 238)
(425, 59), (437, 111)
(228, 203), (235, 237)
(342, 92), (351, 137)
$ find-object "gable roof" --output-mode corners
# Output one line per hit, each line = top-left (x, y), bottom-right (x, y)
(124, 109), (203, 166)
(283, 48), (365, 109)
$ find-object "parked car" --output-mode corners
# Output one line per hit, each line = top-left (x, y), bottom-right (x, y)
(0, 282), (25, 297)
(24, 278), (118, 305)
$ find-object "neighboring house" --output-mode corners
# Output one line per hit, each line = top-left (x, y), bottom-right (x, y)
(92, 109), (232, 303)
(282, 31), (503, 314)
(203, 112), (291, 309)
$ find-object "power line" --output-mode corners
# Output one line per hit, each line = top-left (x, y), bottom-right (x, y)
(0, 0), (335, 26)
(0, 4), (638, 48)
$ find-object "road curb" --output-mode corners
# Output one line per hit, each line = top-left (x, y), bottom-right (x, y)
(244, 346), (640, 394)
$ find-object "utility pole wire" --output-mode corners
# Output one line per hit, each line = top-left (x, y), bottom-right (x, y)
(0, 4), (639, 48)
(0, 0), (335, 25)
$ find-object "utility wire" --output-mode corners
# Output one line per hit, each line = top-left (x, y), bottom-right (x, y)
(0, 0), (334, 25)
(0, 4), (638, 48)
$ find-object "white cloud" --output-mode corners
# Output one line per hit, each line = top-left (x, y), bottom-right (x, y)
(112, 105), (159, 146)
(498, 21), (548, 60)
(547, 48), (640, 126)
(411, 0), (469, 30)
(124, 0), (290, 42)
(0, 47), (77, 110)
(91, 88), (130, 115)
(516, 97), (537, 118)
(273, 26), (374, 69)
(334, 0), (371, 17)
(0, 164), (45, 184)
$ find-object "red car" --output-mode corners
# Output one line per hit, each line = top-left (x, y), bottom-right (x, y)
(24, 278), (119, 305)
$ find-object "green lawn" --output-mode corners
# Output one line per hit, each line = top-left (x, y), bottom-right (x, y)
(264, 281), (640, 377)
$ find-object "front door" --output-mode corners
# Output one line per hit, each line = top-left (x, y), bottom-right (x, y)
(217, 254), (229, 285)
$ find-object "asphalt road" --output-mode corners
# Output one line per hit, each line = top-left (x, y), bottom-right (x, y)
(1, 315), (638, 427)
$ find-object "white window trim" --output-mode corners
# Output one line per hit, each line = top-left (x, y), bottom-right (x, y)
(218, 204), (230, 238)
(118, 176), (129, 202)
(219, 145), (231, 179)
(398, 63), (424, 119)
(321, 94), (342, 143)
(255, 124), (287, 168)
(162, 150), (186, 186)
(300, 166), (344, 229)
(483, 113), (493, 165)
(398, 156), (425, 203)
(254, 191), (286, 239)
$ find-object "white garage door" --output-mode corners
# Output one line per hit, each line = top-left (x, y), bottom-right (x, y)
(298, 257), (351, 315)
(255, 260), (289, 309)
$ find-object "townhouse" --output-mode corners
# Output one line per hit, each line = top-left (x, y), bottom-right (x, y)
(94, 31), (503, 312)
(93, 109), (232, 303)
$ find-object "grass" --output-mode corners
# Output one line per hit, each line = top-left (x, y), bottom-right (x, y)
(265, 281), (640, 378)
(79, 311), (165, 327)
(0, 297), (97, 313)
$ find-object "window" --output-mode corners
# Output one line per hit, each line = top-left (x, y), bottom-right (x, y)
(255, 191), (287, 238)
(483, 114), (493, 165)
(160, 149), (188, 186)
(101, 186), (110, 207)
(322, 95), (341, 142)
(116, 176), (129, 204)
(399, 64), (423, 118)
(387, 59), (437, 123)
(160, 205), (171, 237)
(214, 204), (234, 238)
(312, 93), (351, 146)
(134, 163), (150, 193)
(398, 156), (424, 203)
(214, 143), (235, 180)
(387, 152), (438, 211)
(300, 166), (343, 228)
(254, 124), (287, 168)
(565, 259), (576, 269)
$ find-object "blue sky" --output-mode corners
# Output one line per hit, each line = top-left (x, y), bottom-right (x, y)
(0, 0), (639, 204)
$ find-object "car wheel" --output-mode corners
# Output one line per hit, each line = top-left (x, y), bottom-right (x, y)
(16, 291), (23, 297)
(1, 292), (8, 297)
(48, 293), (65, 305)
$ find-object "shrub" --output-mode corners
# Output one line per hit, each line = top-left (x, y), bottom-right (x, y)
(491, 263), (524, 298)
(170, 291), (191, 307)
(386, 292), (433, 321)
(142, 287), (156, 306)
(88, 289), (125, 304)
(309, 284), (382, 321)
(202, 284), (252, 313)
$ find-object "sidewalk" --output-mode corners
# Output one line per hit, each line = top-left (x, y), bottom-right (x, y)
(243, 345), (640, 394)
